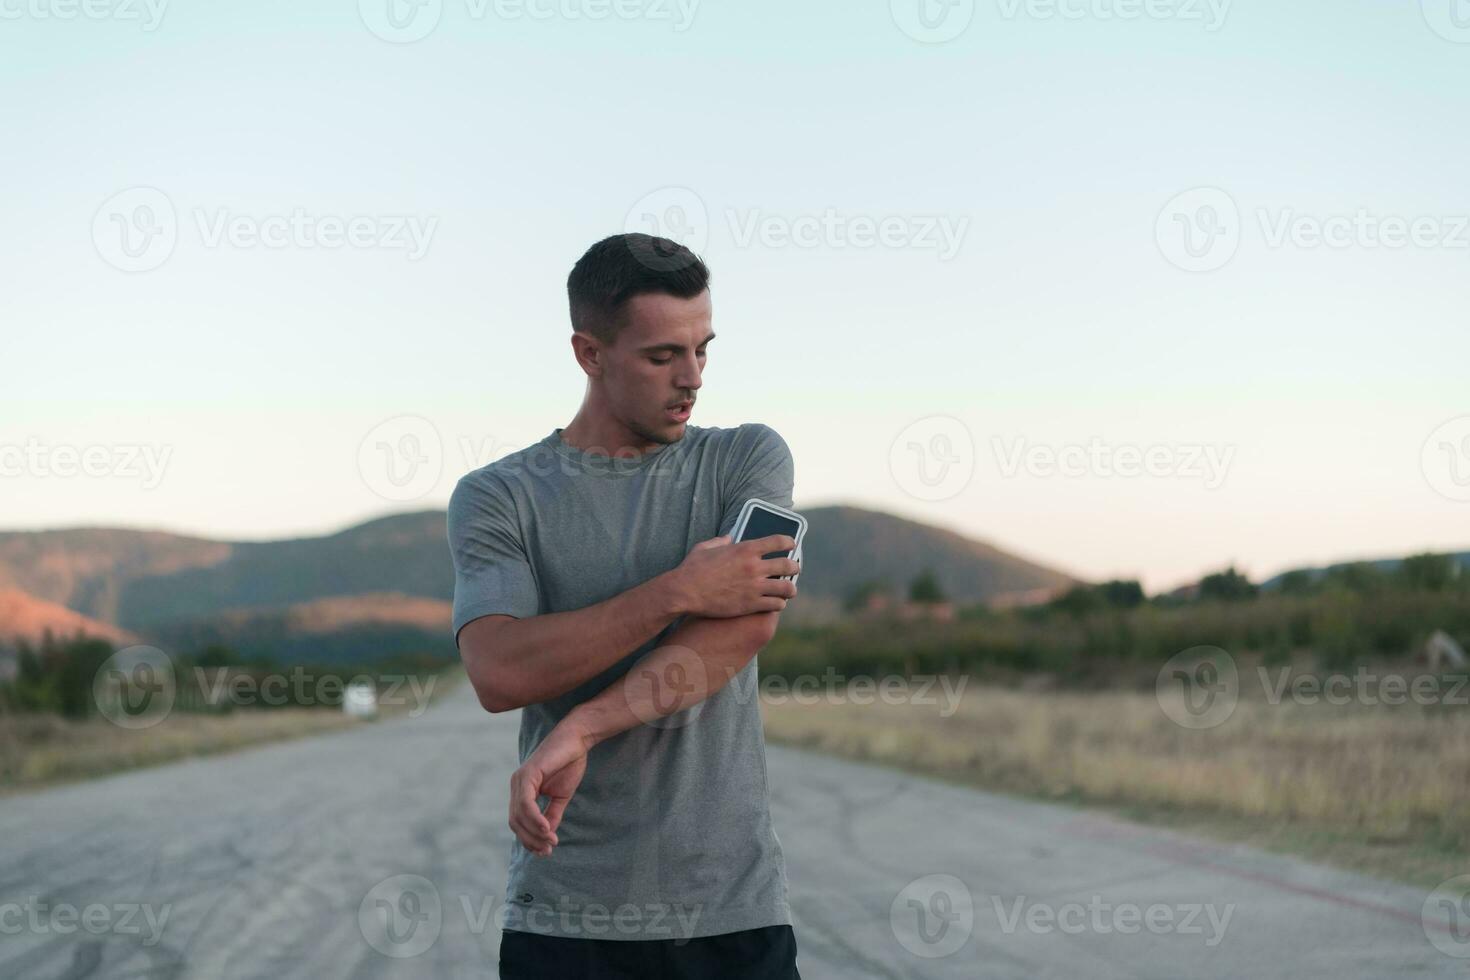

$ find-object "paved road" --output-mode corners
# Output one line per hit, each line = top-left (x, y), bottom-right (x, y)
(0, 687), (1461, 979)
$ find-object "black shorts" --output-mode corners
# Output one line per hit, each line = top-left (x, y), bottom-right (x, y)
(498, 924), (802, 979)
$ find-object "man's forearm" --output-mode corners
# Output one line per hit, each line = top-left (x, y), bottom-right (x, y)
(461, 568), (690, 712)
(563, 611), (779, 746)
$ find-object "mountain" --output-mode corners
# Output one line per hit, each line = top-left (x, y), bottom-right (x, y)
(0, 507), (1076, 663)
(146, 593), (453, 665)
(0, 588), (139, 649)
(0, 512), (450, 631)
(794, 506), (1076, 620)
(1259, 551), (1470, 590)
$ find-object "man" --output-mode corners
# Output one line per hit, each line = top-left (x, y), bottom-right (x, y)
(447, 232), (803, 978)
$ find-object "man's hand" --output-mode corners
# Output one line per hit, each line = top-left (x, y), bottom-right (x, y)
(671, 534), (799, 618)
(509, 717), (594, 858)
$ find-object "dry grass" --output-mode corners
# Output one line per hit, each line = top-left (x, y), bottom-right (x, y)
(0, 709), (361, 793)
(0, 673), (460, 794)
(762, 683), (1470, 886)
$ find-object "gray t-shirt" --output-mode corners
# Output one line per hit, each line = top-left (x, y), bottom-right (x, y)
(446, 422), (795, 942)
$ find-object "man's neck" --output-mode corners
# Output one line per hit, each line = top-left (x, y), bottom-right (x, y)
(559, 409), (664, 459)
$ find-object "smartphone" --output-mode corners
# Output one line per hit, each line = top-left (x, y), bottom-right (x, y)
(730, 498), (808, 581)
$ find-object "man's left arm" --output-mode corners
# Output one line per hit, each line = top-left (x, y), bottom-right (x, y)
(508, 424), (797, 856)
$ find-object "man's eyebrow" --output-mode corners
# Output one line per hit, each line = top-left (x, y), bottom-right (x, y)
(637, 332), (716, 354)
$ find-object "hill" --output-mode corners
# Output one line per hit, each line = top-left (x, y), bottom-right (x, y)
(0, 588), (138, 649)
(1260, 551), (1470, 591)
(0, 507), (1077, 662)
(794, 506), (1076, 620)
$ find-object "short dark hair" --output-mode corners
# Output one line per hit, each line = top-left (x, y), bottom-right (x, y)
(567, 233), (710, 342)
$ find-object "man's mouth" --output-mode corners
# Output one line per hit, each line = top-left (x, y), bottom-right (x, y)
(666, 401), (692, 423)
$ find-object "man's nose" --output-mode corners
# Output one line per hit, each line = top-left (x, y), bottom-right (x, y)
(674, 353), (702, 391)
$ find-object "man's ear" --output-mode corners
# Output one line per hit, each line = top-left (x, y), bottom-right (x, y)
(570, 332), (604, 379)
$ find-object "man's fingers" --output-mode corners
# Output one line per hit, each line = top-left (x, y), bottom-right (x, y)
(512, 807), (554, 856)
(518, 774), (551, 834)
(544, 796), (571, 834)
(509, 769), (555, 855)
(759, 577), (797, 599)
(745, 534), (796, 556)
(692, 535), (730, 552)
(757, 556), (801, 578)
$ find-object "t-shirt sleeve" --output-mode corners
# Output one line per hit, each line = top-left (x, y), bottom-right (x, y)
(446, 473), (540, 646)
(717, 423), (796, 537)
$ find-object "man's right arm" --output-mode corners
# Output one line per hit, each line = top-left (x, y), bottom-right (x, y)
(450, 475), (799, 713)
(458, 568), (682, 714)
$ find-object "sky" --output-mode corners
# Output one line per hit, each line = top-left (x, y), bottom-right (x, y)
(2, 0), (1468, 592)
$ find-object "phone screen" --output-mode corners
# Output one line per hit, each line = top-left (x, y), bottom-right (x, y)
(738, 507), (801, 561)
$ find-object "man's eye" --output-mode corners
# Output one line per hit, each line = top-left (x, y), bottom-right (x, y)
(696, 349), (707, 357)
(650, 357), (671, 366)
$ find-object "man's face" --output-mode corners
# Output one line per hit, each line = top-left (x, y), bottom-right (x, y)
(597, 290), (712, 445)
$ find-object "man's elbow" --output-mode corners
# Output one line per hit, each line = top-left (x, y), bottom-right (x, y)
(459, 626), (527, 714)
(472, 672), (520, 714)
(470, 660), (540, 713)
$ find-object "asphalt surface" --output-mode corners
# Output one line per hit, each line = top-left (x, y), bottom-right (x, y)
(0, 686), (1461, 979)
